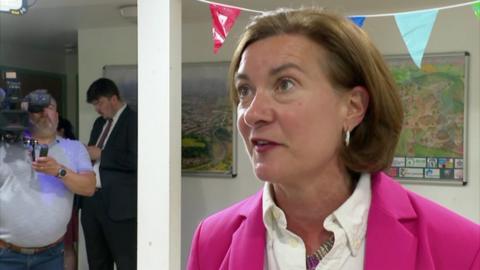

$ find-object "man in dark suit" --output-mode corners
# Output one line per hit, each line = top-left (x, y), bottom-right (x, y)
(82, 78), (137, 270)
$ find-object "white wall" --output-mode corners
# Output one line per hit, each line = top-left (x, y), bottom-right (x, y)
(77, 26), (137, 143)
(77, 25), (137, 270)
(65, 52), (78, 132)
(137, 1), (182, 268)
(181, 6), (480, 269)
(0, 42), (65, 74)
(181, 17), (261, 270)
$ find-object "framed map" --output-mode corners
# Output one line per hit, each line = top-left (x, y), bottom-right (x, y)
(182, 62), (237, 177)
(385, 52), (468, 185)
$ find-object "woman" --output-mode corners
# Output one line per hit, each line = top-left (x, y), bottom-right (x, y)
(187, 7), (479, 270)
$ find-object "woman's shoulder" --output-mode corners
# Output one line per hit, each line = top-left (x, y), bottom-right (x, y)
(370, 173), (479, 268)
(373, 172), (478, 233)
(405, 188), (479, 267)
(405, 187), (479, 235)
(188, 190), (265, 270)
(200, 190), (263, 233)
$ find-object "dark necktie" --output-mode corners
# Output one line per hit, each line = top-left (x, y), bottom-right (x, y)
(96, 119), (113, 149)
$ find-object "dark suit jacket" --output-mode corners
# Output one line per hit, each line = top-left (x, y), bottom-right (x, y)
(87, 105), (138, 221)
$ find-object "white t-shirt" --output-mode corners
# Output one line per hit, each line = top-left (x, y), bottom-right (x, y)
(0, 138), (92, 247)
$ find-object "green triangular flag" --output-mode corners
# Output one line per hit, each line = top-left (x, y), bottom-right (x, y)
(473, 2), (480, 19)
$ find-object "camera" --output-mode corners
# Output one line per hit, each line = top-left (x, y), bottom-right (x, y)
(0, 72), (51, 144)
(24, 89), (51, 113)
(0, 71), (28, 143)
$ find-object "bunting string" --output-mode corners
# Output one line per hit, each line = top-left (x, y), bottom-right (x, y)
(353, 0), (480, 17)
(196, 0), (480, 65)
(195, 0), (480, 17)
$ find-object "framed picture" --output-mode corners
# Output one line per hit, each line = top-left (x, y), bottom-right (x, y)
(182, 62), (237, 177)
(385, 52), (468, 185)
(103, 65), (138, 112)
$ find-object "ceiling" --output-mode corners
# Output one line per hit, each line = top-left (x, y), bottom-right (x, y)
(0, 0), (137, 52)
(0, 0), (473, 53)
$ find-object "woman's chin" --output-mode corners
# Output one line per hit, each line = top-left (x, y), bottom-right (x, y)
(254, 165), (278, 182)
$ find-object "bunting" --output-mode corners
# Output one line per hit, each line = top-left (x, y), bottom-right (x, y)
(209, 4), (241, 53)
(473, 2), (480, 18)
(196, 0), (480, 65)
(395, 10), (438, 68)
(349, 16), (366, 27)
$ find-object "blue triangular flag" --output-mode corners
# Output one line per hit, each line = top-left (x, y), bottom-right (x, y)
(395, 10), (438, 68)
(349, 16), (366, 27)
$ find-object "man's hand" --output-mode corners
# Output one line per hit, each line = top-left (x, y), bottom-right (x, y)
(33, 153), (96, 196)
(32, 156), (61, 176)
(87, 146), (101, 161)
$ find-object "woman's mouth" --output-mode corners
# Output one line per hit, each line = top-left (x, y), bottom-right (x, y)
(251, 139), (279, 153)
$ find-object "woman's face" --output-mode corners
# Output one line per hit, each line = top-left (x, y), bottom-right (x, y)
(235, 34), (350, 184)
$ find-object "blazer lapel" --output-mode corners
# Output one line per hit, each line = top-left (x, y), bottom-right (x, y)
(89, 118), (105, 146)
(221, 191), (266, 270)
(104, 106), (130, 148)
(365, 173), (419, 270)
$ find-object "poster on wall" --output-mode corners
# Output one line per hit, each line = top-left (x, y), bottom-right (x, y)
(385, 52), (468, 185)
(102, 63), (237, 177)
(103, 65), (138, 112)
(182, 62), (237, 177)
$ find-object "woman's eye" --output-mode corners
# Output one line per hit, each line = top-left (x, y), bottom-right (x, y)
(278, 79), (295, 93)
(237, 85), (252, 98)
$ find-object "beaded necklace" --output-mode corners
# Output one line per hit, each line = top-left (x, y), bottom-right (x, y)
(306, 235), (335, 270)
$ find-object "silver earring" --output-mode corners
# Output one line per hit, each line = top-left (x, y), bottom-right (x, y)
(345, 130), (350, 147)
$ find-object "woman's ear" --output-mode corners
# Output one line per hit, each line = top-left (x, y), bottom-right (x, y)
(345, 86), (369, 130)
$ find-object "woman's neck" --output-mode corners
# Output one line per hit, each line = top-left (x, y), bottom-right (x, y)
(271, 170), (354, 254)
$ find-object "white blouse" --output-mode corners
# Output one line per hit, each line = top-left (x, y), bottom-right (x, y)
(262, 174), (372, 270)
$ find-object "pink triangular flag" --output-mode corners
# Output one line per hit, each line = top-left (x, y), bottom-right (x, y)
(209, 4), (241, 54)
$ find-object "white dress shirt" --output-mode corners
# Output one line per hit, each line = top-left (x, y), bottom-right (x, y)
(263, 173), (372, 270)
(93, 103), (126, 188)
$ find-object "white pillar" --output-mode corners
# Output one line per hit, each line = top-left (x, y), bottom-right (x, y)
(138, 0), (182, 269)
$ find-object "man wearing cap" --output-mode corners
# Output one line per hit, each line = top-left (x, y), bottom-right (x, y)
(0, 89), (96, 270)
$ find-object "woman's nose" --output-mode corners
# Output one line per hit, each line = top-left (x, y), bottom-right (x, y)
(242, 91), (273, 128)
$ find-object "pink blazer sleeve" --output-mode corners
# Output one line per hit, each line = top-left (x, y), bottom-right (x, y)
(187, 220), (203, 270)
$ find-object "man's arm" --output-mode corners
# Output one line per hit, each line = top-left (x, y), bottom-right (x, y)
(33, 156), (96, 196)
(86, 117), (104, 161)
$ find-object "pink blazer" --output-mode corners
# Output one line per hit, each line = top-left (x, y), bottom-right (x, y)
(187, 172), (480, 270)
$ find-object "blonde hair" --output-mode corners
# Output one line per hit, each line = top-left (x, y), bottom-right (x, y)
(229, 7), (404, 173)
